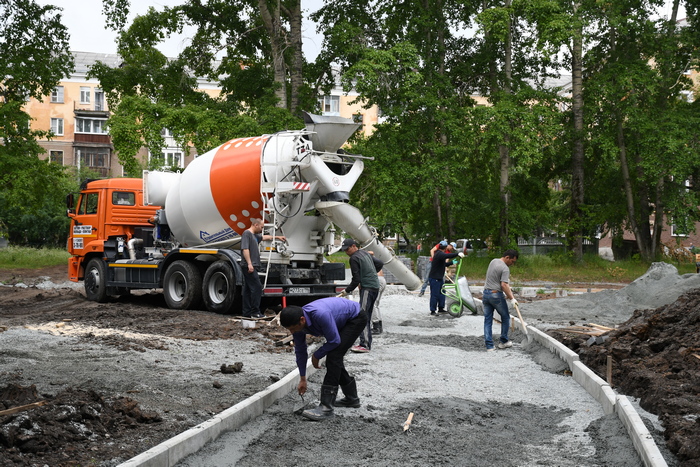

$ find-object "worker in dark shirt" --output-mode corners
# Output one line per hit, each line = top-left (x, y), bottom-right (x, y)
(428, 242), (463, 315)
(338, 238), (383, 353)
(280, 297), (367, 421)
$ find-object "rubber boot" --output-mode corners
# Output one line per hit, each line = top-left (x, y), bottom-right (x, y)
(335, 378), (361, 408)
(302, 385), (337, 421)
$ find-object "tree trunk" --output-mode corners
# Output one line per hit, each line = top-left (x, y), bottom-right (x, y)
(569, 3), (584, 261)
(433, 190), (443, 238)
(288, 0), (303, 116)
(258, 0), (287, 108)
(617, 119), (654, 261)
(498, 0), (513, 249)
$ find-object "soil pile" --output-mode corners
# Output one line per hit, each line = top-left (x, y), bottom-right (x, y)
(550, 289), (700, 466)
(0, 384), (161, 466)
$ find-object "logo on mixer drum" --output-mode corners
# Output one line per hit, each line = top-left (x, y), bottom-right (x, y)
(332, 177), (340, 186)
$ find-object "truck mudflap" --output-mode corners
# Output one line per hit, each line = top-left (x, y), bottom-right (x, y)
(263, 284), (347, 298)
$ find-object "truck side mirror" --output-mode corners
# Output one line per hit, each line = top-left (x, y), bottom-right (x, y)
(66, 193), (75, 216)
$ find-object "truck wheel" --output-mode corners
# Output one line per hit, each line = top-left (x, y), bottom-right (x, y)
(85, 258), (109, 303)
(163, 260), (202, 310)
(202, 261), (237, 314)
(446, 299), (464, 318)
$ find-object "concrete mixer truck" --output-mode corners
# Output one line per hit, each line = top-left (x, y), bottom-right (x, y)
(66, 113), (421, 313)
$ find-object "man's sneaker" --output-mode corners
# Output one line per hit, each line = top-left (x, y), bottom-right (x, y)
(438, 308), (447, 313)
(418, 291), (425, 297)
(430, 310), (437, 315)
(251, 312), (265, 319)
(486, 348), (495, 352)
(351, 345), (369, 353)
(497, 341), (513, 349)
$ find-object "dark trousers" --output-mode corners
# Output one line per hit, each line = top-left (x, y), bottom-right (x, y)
(323, 309), (368, 387)
(242, 269), (262, 317)
(429, 278), (445, 311)
(357, 287), (379, 350)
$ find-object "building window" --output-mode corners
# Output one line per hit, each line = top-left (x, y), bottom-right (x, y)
(94, 89), (105, 111)
(76, 147), (109, 168)
(672, 218), (690, 237)
(75, 117), (108, 134)
(49, 150), (64, 165)
(165, 151), (183, 168)
(80, 86), (91, 104)
(319, 95), (340, 115)
(50, 86), (64, 103)
(50, 118), (64, 135)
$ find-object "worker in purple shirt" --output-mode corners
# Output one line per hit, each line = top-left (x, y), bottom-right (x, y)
(280, 297), (367, 421)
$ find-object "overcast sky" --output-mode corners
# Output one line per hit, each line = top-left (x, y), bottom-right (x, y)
(43, 0), (682, 60)
(42, 0), (324, 59)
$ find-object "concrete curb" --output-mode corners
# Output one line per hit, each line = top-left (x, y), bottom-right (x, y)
(513, 317), (668, 467)
(117, 361), (318, 467)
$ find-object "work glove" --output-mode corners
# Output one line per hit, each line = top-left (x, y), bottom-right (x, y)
(458, 252), (465, 258)
(337, 290), (348, 298)
(507, 298), (518, 307)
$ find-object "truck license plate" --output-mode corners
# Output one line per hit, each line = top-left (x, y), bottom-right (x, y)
(288, 287), (311, 294)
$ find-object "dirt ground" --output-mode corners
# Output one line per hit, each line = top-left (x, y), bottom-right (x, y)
(0, 264), (698, 466)
(550, 292), (700, 466)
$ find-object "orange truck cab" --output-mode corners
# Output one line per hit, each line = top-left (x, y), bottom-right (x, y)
(67, 178), (160, 295)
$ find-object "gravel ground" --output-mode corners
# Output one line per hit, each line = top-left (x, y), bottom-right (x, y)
(1, 262), (694, 466)
(178, 278), (682, 467)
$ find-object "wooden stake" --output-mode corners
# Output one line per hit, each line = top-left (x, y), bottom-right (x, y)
(0, 400), (47, 417)
(403, 412), (414, 432)
(606, 355), (613, 387)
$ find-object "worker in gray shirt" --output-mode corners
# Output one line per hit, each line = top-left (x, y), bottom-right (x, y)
(338, 238), (383, 353)
(482, 249), (519, 351)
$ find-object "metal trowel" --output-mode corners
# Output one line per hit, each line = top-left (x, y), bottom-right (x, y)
(293, 391), (315, 415)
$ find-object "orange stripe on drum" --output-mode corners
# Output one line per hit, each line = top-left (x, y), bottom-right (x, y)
(209, 136), (269, 233)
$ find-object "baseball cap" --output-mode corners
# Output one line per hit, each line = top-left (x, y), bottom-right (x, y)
(439, 240), (448, 248)
(341, 238), (357, 251)
(450, 242), (457, 249)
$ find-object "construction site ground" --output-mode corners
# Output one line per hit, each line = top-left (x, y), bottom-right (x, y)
(0, 262), (698, 466)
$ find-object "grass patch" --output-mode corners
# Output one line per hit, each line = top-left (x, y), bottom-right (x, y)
(0, 246), (70, 269)
(456, 253), (696, 283)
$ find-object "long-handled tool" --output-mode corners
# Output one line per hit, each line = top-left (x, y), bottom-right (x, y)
(513, 303), (528, 335)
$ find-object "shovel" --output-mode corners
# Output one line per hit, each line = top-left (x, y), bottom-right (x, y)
(513, 303), (528, 335)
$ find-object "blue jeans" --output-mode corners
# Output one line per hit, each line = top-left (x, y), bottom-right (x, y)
(429, 278), (445, 311)
(482, 290), (510, 349)
(419, 267), (430, 294)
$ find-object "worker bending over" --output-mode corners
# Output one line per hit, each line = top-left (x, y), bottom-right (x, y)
(280, 297), (367, 421)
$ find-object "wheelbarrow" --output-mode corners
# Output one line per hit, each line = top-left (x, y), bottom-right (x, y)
(441, 257), (478, 317)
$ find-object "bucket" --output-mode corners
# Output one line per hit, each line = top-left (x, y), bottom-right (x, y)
(241, 319), (257, 329)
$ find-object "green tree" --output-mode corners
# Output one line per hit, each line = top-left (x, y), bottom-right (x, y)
(92, 1), (311, 175)
(315, 0), (564, 247)
(583, 0), (700, 261)
(0, 0), (76, 246)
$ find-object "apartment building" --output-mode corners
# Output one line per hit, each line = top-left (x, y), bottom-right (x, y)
(24, 52), (121, 177)
(25, 52), (200, 177)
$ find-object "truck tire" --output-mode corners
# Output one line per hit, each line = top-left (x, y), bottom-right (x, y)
(202, 261), (237, 314)
(163, 260), (203, 310)
(85, 258), (109, 303)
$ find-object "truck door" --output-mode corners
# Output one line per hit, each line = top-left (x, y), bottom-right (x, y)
(68, 191), (102, 256)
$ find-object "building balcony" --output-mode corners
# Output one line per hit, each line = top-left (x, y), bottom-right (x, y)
(74, 133), (111, 144)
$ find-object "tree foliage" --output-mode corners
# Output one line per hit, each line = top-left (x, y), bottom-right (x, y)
(0, 0), (76, 246)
